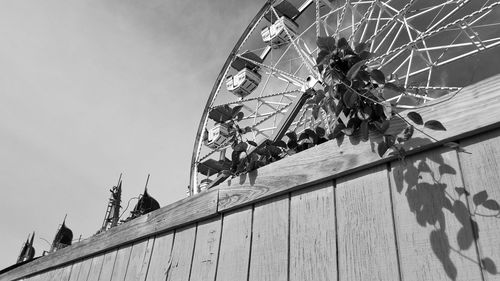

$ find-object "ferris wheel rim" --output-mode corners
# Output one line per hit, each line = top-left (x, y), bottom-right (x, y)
(190, 0), (500, 195)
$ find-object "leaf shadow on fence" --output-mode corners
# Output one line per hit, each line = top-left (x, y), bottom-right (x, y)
(392, 140), (499, 280)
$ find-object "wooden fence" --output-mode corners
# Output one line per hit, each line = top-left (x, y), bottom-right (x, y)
(1, 75), (500, 281)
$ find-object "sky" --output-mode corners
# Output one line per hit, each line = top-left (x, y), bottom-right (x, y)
(0, 0), (262, 269)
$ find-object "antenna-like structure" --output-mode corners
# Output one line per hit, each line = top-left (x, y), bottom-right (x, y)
(100, 174), (123, 232)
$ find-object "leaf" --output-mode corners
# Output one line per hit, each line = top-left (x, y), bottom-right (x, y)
(233, 142), (248, 152)
(370, 69), (385, 84)
(287, 139), (298, 149)
(424, 120), (446, 131)
(286, 131), (297, 141)
(247, 140), (258, 147)
(329, 123), (345, 139)
(358, 50), (372, 60)
(337, 37), (349, 49)
(273, 140), (287, 148)
(384, 82), (405, 93)
(455, 187), (470, 197)
(312, 105), (320, 120)
(316, 36), (336, 51)
(407, 112), (423, 125)
(298, 132), (309, 142)
(315, 126), (326, 137)
(236, 111), (244, 121)
(402, 125), (414, 141)
(473, 190), (489, 206)
(483, 200), (500, 211)
(481, 258), (497, 274)
(360, 120), (369, 141)
(346, 60), (366, 80)
(343, 89), (358, 108)
(375, 120), (390, 133)
(377, 141), (388, 157)
(304, 128), (318, 143)
(231, 105), (243, 117)
(244, 126), (253, 133)
(355, 42), (369, 53)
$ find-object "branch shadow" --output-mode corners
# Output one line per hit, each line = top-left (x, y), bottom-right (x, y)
(392, 140), (499, 280)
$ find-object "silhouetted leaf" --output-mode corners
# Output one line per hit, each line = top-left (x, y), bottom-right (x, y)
(407, 112), (423, 125)
(384, 135), (396, 147)
(358, 50), (371, 60)
(247, 140), (258, 147)
(483, 200), (500, 211)
(233, 142), (248, 152)
(374, 120), (390, 133)
(370, 69), (385, 84)
(473, 190), (489, 206)
(236, 112), (244, 121)
(268, 145), (281, 157)
(315, 126), (326, 137)
(273, 140), (287, 149)
(424, 120), (446, 131)
(439, 164), (456, 175)
(317, 36), (336, 51)
(481, 258), (497, 274)
(298, 132), (309, 142)
(455, 187), (470, 197)
(360, 120), (369, 141)
(378, 141), (388, 157)
(329, 123), (345, 140)
(231, 105), (244, 117)
(244, 126), (252, 133)
(286, 131), (297, 141)
(346, 60), (366, 80)
(344, 89), (358, 108)
(287, 139), (298, 149)
(385, 82), (405, 93)
(316, 49), (330, 72)
(418, 160), (431, 172)
(337, 37), (349, 49)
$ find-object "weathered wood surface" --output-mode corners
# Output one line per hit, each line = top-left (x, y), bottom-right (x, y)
(75, 257), (93, 281)
(459, 128), (500, 280)
(336, 165), (400, 281)
(144, 232), (174, 281)
(218, 75), (500, 211)
(165, 225), (196, 281)
(290, 181), (337, 281)
(86, 254), (104, 281)
(390, 147), (483, 281)
(249, 195), (289, 281)
(1, 189), (218, 281)
(189, 217), (222, 281)
(109, 245), (133, 281)
(123, 238), (154, 281)
(96, 250), (117, 281)
(215, 207), (252, 281)
(67, 260), (83, 281)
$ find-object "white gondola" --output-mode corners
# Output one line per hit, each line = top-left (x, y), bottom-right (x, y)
(198, 179), (212, 193)
(261, 16), (298, 45)
(226, 68), (261, 98)
(205, 123), (234, 149)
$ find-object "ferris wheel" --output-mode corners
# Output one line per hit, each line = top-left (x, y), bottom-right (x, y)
(189, 0), (500, 195)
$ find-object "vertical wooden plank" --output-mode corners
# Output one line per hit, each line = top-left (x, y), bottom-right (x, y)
(123, 238), (154, 281)
(109, 245), (133, 281)
(290, 181), (337, 281)
(336, 165), (400, 281)
(87, 254), (105, 281)
(145, 232), (174, 281)
(166, 225), (197, 281)
(390, 148), (483, 281)
(459, 129), (500, 280)
(97, 250), (118, 281)
(76, 257), (94, 281)
(68, 260), (83, 281)
(189, 216), (222, 281)
(215, 206), (252, 281)
(248, 195), (289, 281)
(51, 265), (73, 281)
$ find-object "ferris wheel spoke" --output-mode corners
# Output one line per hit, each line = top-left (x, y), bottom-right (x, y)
(348, 0), (377, 44)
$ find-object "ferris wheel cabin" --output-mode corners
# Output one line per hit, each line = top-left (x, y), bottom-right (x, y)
(226, 68), (262, 98)
(204, 123), (234, 150)
(261, 16), (299, 45)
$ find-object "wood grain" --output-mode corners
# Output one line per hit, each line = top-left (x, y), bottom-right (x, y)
(1, 189), (218, 281)
(249, 195), (289, 281)
(109, 245), (133, 281)
(390, 147), (483, 281)
(123, 239), (154, 281)
(189, 217), (222, 281)
(218, 75), (500, 212)
(336, 165), (400, 281)
(215, 207), (252, 281)
(144, 232), (174, 281)
(68, 260), (83, 281)
(97, 251), (117, 281)
(86, 254), (105, 281)
(290, 181), (337, 281)
(166, 225), (197, 281)
(459, 128), (500, 280)
(76, 257), (93, 281)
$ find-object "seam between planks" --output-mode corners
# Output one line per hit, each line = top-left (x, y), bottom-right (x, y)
(386, 162), (404, 281)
